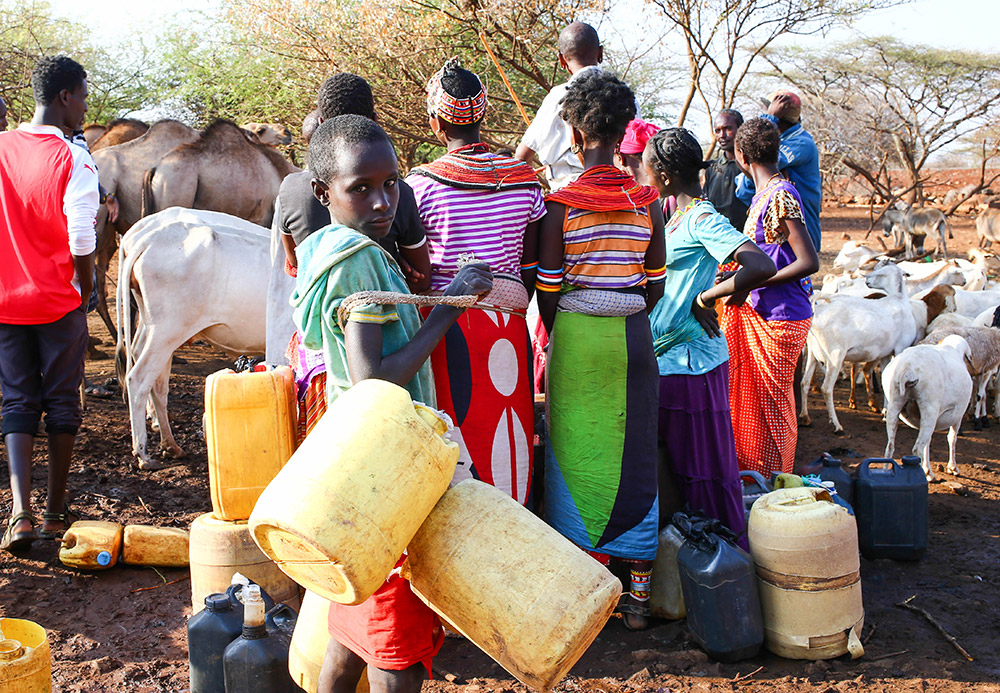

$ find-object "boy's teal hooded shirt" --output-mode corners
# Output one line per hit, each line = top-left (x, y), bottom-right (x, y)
(290, 223), (436, 406)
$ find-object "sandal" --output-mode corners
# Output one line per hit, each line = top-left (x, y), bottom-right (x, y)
(39, 503), (80, 540)
(1, 511), (39, 552)
(616, 594), (652, 632)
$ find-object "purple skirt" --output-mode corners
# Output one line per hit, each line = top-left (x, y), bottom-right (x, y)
(657, 362), (747, 548)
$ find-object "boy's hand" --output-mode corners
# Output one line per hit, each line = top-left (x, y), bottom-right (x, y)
(445, 262), (493, 297)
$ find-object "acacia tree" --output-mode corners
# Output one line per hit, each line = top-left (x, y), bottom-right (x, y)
(217, 0), (605, 168)
(766, 38), (1000, 207)
(648, 0), (904, 129)
(0, 1), (158, 125)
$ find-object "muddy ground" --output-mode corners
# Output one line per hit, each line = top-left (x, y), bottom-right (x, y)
(2, 205), (999, 692)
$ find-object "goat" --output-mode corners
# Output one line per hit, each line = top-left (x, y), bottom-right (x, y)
(883, 335), (973, 481)
(922, 317), (1000, 430)
(882, 204), (951, 259)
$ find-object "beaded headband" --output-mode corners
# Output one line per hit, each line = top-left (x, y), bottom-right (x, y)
(426, 57), (487, 126)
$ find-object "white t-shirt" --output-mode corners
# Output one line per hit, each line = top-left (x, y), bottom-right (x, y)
(519, 65), (603, 190)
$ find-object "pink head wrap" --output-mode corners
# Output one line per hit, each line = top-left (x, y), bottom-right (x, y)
(620, 118), (661, 155)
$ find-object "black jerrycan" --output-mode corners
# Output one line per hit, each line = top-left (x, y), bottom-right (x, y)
(818, 455), (855, 507)
(188, 593), (243, 693)
(855, 456), (928, 560)
(223, 584), (298, 692)
(673, 511), (763, 662)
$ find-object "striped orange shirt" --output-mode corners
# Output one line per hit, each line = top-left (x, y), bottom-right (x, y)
(561, 206), (653, 290)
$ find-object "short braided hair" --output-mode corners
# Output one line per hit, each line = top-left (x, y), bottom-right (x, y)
(309, 115), (392, 183)
(558, 70), (635, 146)
(735, 117), (780, 165)
(317, 73), (376, 121)
(645, 127), (708, 186)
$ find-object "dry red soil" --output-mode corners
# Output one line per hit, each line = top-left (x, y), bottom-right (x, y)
(2, 206), (999, 692)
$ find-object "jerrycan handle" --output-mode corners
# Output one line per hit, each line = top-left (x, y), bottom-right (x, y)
(859, 457), (897, 475)
(739, 470), (770, 489)
(265, 603), (298, 635)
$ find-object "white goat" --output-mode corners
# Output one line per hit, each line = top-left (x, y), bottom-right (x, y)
(922, 321), (1000, 429)
(833, 241), (883, 273)
(800, 262), (917, 432)
(883, 335), (973, 481)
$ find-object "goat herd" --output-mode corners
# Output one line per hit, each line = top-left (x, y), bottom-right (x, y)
(803, 232), (1000, 483)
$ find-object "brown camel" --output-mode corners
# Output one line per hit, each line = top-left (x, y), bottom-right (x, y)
(141, 120), (299, 228)
(83, 123), (107, 148)
(92, 118), (150, 151)
(90, 120), (200, 340)
(240, 122), (293, 146)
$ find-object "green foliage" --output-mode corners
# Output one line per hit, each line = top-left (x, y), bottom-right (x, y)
(0, 1), (160, 125)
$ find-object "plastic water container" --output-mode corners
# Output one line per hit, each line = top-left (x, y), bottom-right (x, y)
(205, 367), (298, 521)
(0, 618), (51, 693)
(740, 470), (772, 518)
(674, 512), (763, 662)
(855, 457), (928, 560)
(406, 480), (621, 691)
(123, 525), (189, 567)
(250, 379), (459, 605)
(288, 591), (369, 693)
(748, 487), (865, 660)
(649, 524), (686, 620)
(188, 593), (243, 693)
(223, 585), (297, 693)
(59, 521), (122, 570)
(189, 513), (299, 614)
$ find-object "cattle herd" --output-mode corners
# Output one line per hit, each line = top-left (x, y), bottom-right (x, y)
(89, 117), (1000, 482)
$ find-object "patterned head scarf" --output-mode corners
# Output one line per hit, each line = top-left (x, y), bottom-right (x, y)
(620, 119), (662, 155)
(426, 57), (487, 126)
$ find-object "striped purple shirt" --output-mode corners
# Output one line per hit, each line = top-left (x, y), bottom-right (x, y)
(406, 173), (546, 291)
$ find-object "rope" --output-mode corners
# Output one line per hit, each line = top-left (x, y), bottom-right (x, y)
(337, 291), (478, 330)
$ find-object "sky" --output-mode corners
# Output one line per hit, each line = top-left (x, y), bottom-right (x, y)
(44, 0), (1000, 52)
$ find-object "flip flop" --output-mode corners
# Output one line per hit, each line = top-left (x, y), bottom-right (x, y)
(39, 503), (80, 540)
(1, 511), (38, 553)
(616, 594), (652, 632)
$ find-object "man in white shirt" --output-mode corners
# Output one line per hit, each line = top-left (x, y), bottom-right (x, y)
(515, 22), (604, 190)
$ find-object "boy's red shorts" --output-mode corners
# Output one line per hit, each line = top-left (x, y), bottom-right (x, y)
(327, 558), (444, 677)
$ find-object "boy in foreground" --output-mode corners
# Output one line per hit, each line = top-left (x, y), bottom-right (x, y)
(290, 114), (491, 692)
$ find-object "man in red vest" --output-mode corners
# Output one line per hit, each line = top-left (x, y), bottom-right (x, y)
(0, 55), (99, 552)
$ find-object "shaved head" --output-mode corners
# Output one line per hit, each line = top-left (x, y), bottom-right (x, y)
(558, 22), (601, 63)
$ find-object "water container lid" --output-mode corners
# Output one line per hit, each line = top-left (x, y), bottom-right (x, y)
(96, 550), (112, 566)
(204, 593), (232, 612)
(822, 455), (843, 467)
(901, 455), (921, 466)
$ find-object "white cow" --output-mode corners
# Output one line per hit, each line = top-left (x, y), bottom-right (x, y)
(116, 208), (269, 469)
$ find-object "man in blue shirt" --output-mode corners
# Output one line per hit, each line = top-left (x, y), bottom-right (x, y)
(736, 90), (822, 250)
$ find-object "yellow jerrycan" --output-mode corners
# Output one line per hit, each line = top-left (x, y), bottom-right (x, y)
(122, 525), (190, 567)
(189, 512), (300, 614)
(0, 618), (51, 693)
(406, 480), (622, 691)
(250, 379), (458, 606)
(748, 486), (865, 660)
(204, 366), (298, 521)
(59, 521), (122, 570)
(288, 591), (369, 693)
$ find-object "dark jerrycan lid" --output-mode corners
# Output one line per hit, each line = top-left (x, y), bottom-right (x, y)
(822, 454), (843, 468)
(901, 455), (921, 467)
(205, 593), (232, 612)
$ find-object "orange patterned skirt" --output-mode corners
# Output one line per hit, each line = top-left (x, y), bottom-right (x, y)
(721, 303), (810, 477)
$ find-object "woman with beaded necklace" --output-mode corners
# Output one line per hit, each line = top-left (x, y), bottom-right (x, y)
(641, 128), (775, 550)
(536, 70), (664, 631)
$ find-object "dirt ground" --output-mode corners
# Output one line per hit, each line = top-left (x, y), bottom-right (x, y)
(2, 205), (1000, 692)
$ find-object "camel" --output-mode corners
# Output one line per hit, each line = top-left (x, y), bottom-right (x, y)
(91, 118), (150, 151)
(83, 123), (107, 148)
(241, 122), (293, 146)
(141, 120), (299, 229)
(90, 120), (200, 339)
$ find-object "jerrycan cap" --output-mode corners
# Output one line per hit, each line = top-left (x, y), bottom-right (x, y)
(901, 456), (921, 467)
(0, 639), (25, 661)
(204, 593), (232, 612)
(96, 550), (112, 566)
(822, 454), (843, 467)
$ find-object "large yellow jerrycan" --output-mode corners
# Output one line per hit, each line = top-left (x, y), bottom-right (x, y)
(59, 521), (122, 570)
(205, 367), (298, 521)
(189, 512), (300, 614)
(288, 591), (369, 693)
(250, 379), (459, 606)
(0, 618), (51, 692)
(123, 525), (189, 567)
(406, 480), (622, 691)
(748, 487), (864, 660)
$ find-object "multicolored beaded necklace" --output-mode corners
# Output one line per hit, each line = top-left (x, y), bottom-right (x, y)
(665, 197), (704, 235)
